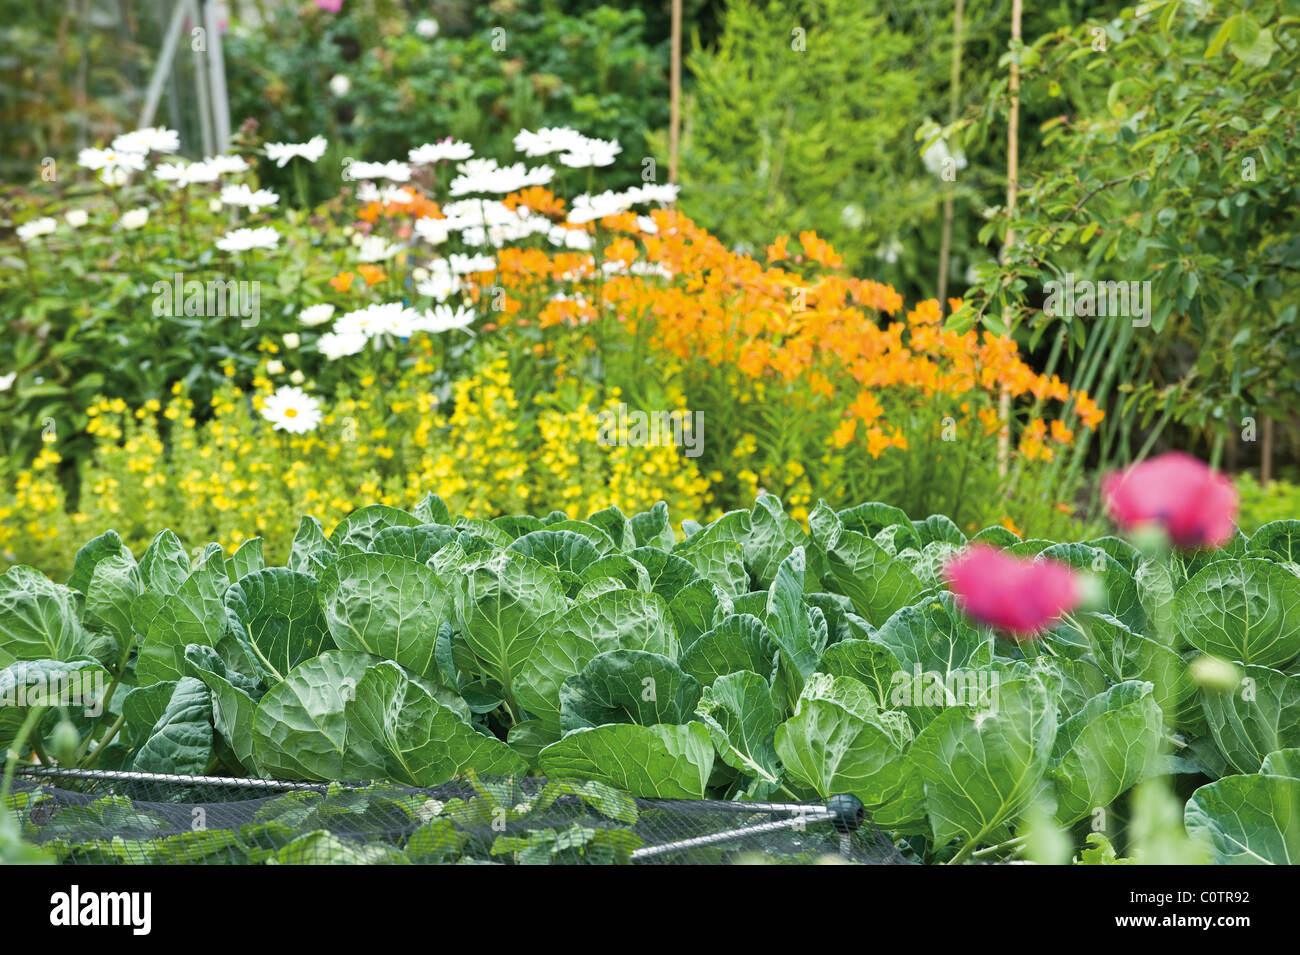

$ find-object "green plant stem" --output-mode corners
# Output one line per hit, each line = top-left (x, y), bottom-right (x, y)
(80, 714), (125, 770)
(970, 832), (1028, 859)
(1, 705), (48, 803)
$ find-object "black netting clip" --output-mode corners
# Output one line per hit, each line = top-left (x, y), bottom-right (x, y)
(826, 793), (865, 835)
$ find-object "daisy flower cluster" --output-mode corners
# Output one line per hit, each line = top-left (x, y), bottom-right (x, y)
(310, 300), (478, 361)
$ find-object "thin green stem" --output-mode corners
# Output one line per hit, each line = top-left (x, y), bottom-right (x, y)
(2, 706), (48, 803)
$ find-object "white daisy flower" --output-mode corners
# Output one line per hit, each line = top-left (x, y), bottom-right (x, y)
(357, 235), (403, 263)
(408, 140), (474, 164)
(329, 74), (351, 97)
(265, 136), (328, 167)
(78, 148), (147, 185)
(111, 127), (180, 155)
(266, 359), (285, 376)
(513, 127), (586, 157)
(216, 226), (280, 252)
(289, 370), (306, 385)
(220, 184), (279, 212)
(345, 160), (411, 182)
(203, 154), (251, 175)
(298, 304), (336, 327)
(120, 208), (149, 231)
(456, 158), (499, 177)
(568, 190), (634, 225)
(155, 160), (221, 187)
(316, 330), (368, 360)
(260, 385), (322, 434)
(415, 304), (476, 334)
(415, 18), (439, 38)
(547, 226), (593, 250)
(416, 268), (459, 301)
(16, 217), (57, 242)
(413, 217), (453, 246)
(558, 136), (621, 168)
(449, 162), (553, 197)
(628, 183), (680, 204)
(449, 253), (496, 275)
(283, 333), (301, 350)
(65, 209), (89, 228)
(336, 302), (417, 339)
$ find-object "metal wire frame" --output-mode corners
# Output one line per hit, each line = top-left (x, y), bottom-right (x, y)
(16, 766), (859, 863)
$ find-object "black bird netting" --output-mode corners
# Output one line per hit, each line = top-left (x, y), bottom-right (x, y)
(7, 768), (909, 865)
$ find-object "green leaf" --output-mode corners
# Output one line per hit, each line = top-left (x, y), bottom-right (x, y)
(1176, 558), (1300, 669)
(1201, 665), (1300, 774)
(318, 554), (447, 683)
(1261, 749), (1300, 779)
(696, 670), (781, 787)
(912, 514), (966, 547)
(838, 501), (911, 537)
(1248, 521), (1300, 564)
(137, 529), (191, 596)
(667, 578), (728, 646)
(515, 589), (677, 730)
(675, 539), (749, 596)
(0, 566), (102, 667)
(370, 523), (459, 563)
(508, 530), (604, 577)
(810, 503), (921, 626)
(745, 495), (809, 588)
(226, 538), (265, 581)
(411, 492), (452, 526)
(1185, 774), (1299, 864)
(184, 643), (260, 769)
(330, 504), (421, 556)
(288, 515), (338, 577)
(252, 651), (525, 784)
(84, 550), (142, 657)
(775, 674), (906, 805)
(67, 530), (127, 594)
(872, 591), (994, 679)
(626, 547), (699, 600)
(679, 613), (777, 688)
(766, 547), (825, 680)
(908, 672), (1058, 851)
(132, 677), (213, 775)
(539, 722), (715, 798)
(455, 551), (568, 712)
(559, 649), (701, 731)
(628, 501), (675, 550)
(121, 682), (177, 749)
(819, 638), (902, 708)
(223, 568), (332, 685)
(0, 659), (107, 751)
(1049, 682), (1164, 824)
(586, 504), (634, 551)
(136, 546), (230, 685)
(1079, 612), (1197, 724)
(345, 661), (527, 784)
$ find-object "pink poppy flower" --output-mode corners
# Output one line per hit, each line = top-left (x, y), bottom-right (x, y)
(944, 544), (1081, 640)
(1102, 452), (1238, 549)
(313, 0), (344, 13)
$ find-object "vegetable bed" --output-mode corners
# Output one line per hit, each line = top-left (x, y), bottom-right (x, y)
(3, 493), (1299, 864)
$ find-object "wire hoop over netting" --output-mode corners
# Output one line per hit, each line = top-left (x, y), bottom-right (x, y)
(9, 767), (909, 865)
